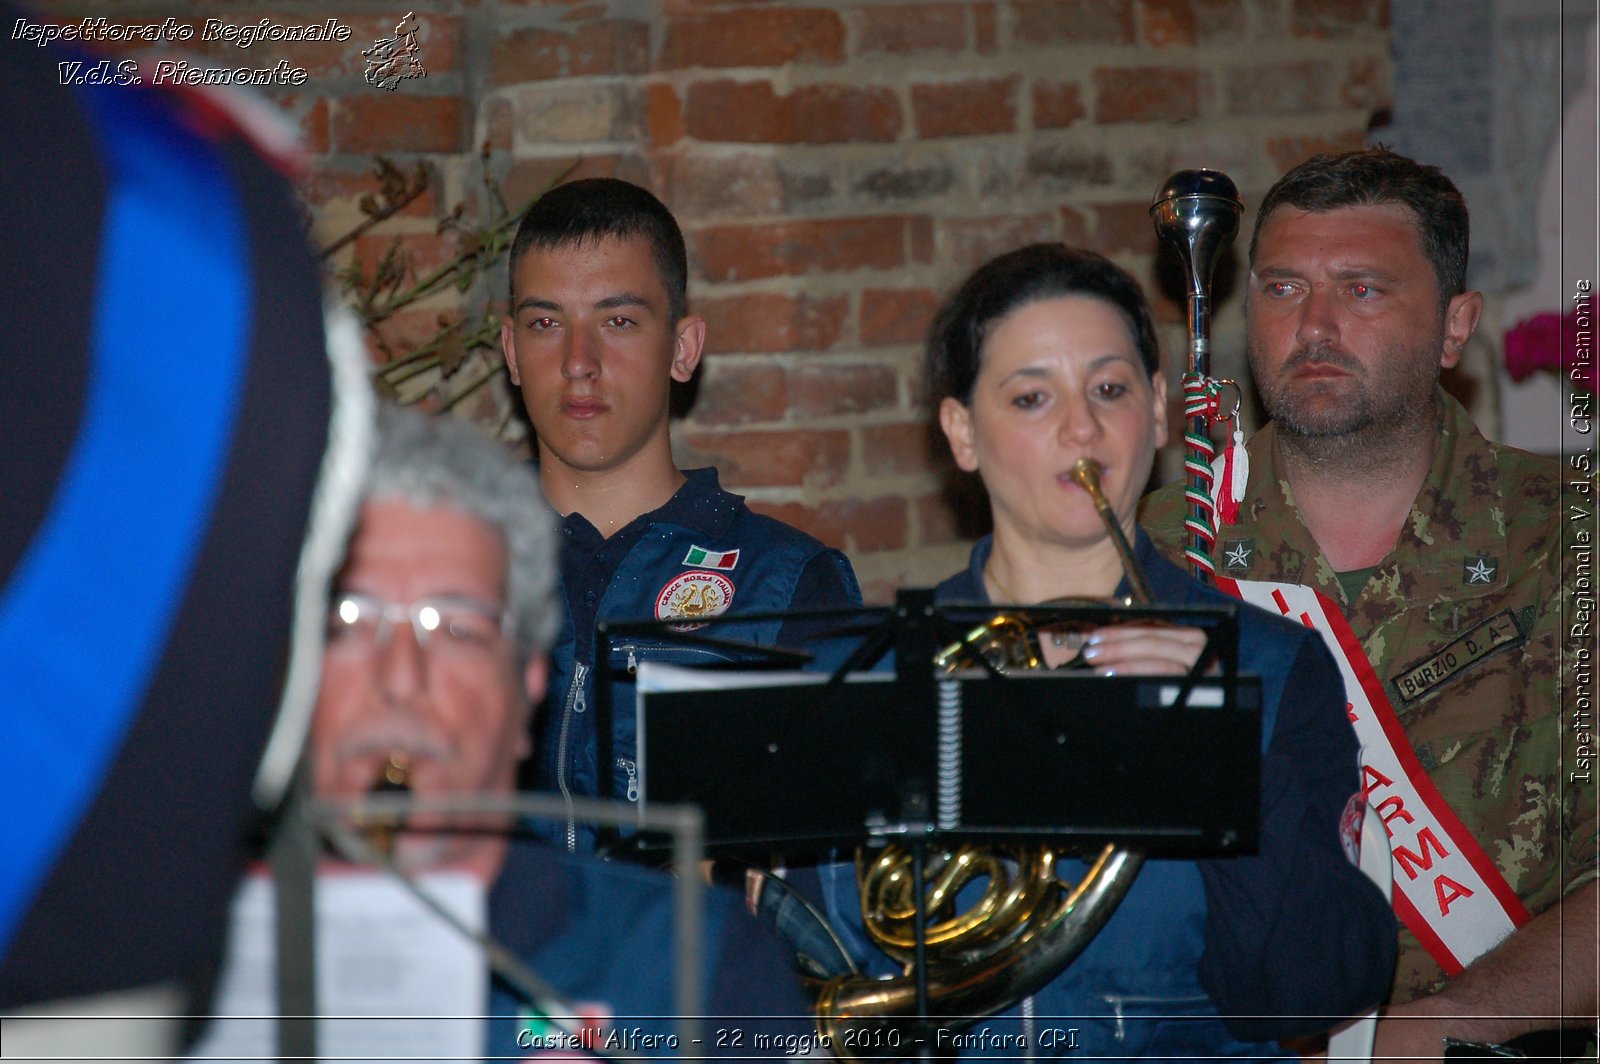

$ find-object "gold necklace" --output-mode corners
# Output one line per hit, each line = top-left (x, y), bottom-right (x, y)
(985, 563), (1082, 651)
(983, 562), (1021, 605)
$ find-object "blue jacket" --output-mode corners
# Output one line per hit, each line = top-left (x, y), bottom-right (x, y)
(535, 468), (861, 851)
(485, 840), (814, 1059)
(803, 531), (1396, 1059)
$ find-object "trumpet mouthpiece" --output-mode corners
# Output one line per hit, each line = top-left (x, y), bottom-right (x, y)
(1070, 458), (1104, 488)
(376, 751), (412, 793)
(363, 751), (412, 859)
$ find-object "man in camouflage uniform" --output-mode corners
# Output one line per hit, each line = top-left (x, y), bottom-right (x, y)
(1142, 148), (1596, 1057)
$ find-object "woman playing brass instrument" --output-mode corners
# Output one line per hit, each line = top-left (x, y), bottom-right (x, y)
(810, 245), (1396, 1058)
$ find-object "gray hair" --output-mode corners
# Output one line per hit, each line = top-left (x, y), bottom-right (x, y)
(365, 403), (559, 664)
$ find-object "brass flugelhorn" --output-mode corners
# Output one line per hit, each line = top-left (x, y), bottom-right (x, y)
(813, 459), (1149, 1059)
(362, 751), (412, 858)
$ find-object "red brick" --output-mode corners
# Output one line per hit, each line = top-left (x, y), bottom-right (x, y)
(112, 14), (457, 81)
(939, 213), (1058, 272)
(790, 362), (900, 417)
(1024, 144), (1115, 192)
(127, 14), (444, 79)
(690, 361), (787, 425)
(1339, 56), (1389, 110)
(663, 0), (796, 11)
(662, 152), (784, 221)
(1059, 206), (1092, 246)
(911, 77), (1018, 139)
(1094, 67), (1201, 124)
(514, 81), (643, 143)
(973, 3), (999, 53)
(1092, 201), (1160, 256)
(350, 231), (464, 291)
(269, 94), (329, 155)
(756, 496), (908, 552)
(861, 421), (938, 476)
(332, 94), (464, 153)
(299, 161), (440, 220)
(690, 217), (910, 282)
(363, 306), (461, 366)
(853, 162), (959, 204)
(908, 216), (936, 264)
(501, 158), (581, 213)
(746, 501), (846, 548)
(1032, 81), (1087, 129)
(855, 4), (968, 55)
(490, 19), (647, 85)
(678, 430), (850, 487)
(485, 97), (513, 153)
(501, 155), (650, 211)
(1014, 0), (1134, 46)
(1135, 0), (1244, 45)
(779, 164), (836, 207)
(855, 576), (897, 606)
(1139, 0), (1197, 46)
(647, 83), (685, 147)
(913, 493), (961, 546)
(293, 14), (460, 79)
(1171, 0), (1254, 44)
(658, 8), (845, 70)
(1291, 0), (1389, 37)
(1224, 62), (1331, 116)
(861, 288), (941, 347)
(831, 497), (909, 552)
(1264, 130), (1366, 173)
(697, 294), (848, 354)
(685, 80), (901, 144)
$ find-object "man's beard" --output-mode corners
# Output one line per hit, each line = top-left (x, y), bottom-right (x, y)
(1248, 336), (1439, 477)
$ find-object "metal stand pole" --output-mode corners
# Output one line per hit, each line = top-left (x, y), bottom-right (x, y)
(270, 760), (318, 1064)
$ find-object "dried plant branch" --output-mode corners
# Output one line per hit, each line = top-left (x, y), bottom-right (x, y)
(317, 155), (579, 416)
(319, 158), (430, 261)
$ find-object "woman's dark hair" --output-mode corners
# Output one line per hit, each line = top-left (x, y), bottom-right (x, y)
(926, 244), (1160, 405)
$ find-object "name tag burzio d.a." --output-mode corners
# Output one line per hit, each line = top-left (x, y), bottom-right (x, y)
(1390, 609), (1530, 705)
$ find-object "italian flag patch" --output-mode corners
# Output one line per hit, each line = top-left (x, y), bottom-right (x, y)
(682, 545), (739, 570)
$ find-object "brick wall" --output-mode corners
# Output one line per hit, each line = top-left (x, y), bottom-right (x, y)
(46, 0), (1391, 600)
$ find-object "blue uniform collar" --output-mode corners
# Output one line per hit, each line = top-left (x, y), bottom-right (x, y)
(943, 528), (1193, 604)
(650, 467), (745, 538)
(559, 466), (745, 544)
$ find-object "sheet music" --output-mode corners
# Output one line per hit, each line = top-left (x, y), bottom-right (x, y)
(634, 660), (888, 693)
(188, 868), (485, 1062)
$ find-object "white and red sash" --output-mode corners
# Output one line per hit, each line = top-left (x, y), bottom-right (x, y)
(1213, 575), (1531, 975)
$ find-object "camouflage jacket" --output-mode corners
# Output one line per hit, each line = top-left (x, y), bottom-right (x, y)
(1141, 390), (1596, 1003)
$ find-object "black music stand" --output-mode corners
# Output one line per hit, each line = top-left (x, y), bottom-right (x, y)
(608, 590), (1262, 1038)
(623, 590), (1260, 856)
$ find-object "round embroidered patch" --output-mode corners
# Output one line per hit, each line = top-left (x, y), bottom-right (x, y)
(1338, 790), (1366, 866)
(655, 570), (735, 630)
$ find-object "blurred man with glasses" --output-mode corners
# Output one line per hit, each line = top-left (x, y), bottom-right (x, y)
(311, 404), (554, 880)
(304, 404), (807, 1055)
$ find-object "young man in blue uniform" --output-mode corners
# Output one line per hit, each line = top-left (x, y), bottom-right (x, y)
(498, 179), (861, 852)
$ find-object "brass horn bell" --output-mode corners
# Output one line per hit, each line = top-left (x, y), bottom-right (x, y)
(812, 460), (1151, 1058)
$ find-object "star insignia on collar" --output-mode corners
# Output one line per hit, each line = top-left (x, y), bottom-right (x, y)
(1463, 556), (1497, 585)
(1223, 539), (1253, 571)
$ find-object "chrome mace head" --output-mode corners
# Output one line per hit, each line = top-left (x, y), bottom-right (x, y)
(1149, 169), (1242, 300)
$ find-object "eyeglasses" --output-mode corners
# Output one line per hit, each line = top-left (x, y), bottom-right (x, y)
(327, 593), (510, 656)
